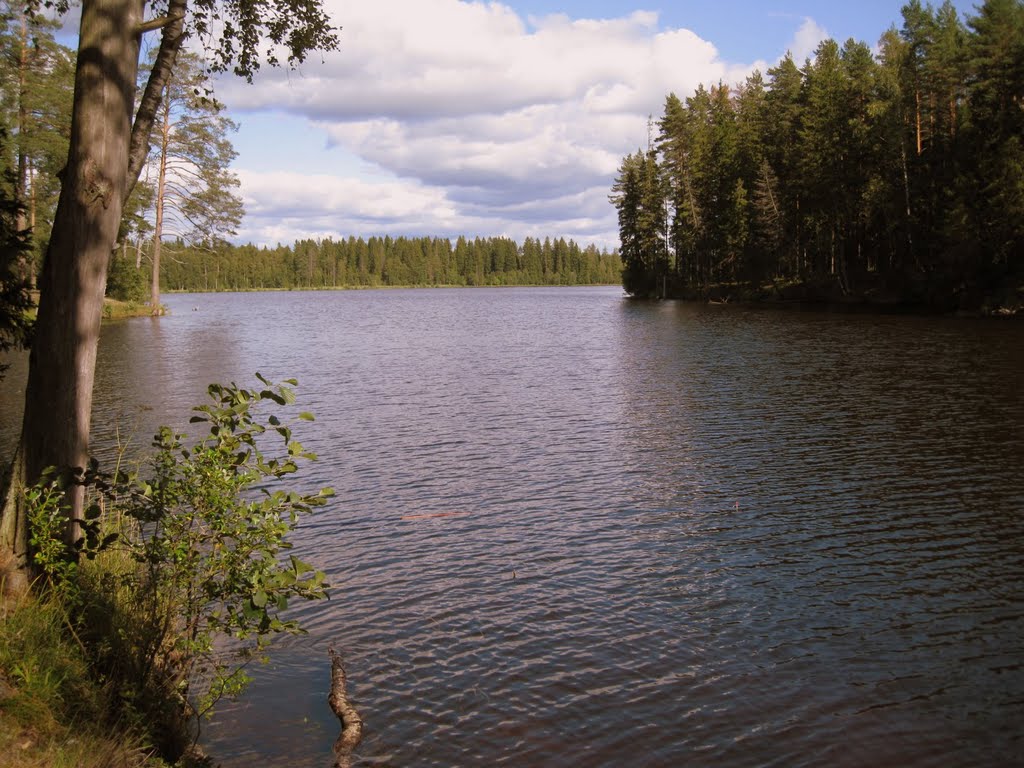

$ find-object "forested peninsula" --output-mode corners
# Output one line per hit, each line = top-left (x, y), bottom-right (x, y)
(610, 0), (1024, 313)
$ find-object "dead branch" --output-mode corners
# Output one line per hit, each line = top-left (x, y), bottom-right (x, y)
(137, 13), (186, 34)
(328, 647), (362, 768)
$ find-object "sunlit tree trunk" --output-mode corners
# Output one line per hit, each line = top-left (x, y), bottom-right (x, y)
(0, 0), (144, 595)
(151, 95), (171, 314)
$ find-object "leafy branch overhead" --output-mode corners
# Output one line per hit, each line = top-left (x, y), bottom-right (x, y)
(183, 0), (341, 81)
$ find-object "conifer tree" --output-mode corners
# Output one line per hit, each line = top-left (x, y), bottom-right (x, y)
(144, 50), (242, 312)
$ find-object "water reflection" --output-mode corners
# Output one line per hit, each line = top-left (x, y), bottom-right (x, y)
(612, 301), (1024, 768)
(2, 289), (1022, 767)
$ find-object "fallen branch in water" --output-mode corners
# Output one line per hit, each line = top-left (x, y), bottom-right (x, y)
(328, 647), (362, 768)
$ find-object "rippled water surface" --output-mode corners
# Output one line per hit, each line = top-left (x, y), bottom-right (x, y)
(2, 287), (1023, 767)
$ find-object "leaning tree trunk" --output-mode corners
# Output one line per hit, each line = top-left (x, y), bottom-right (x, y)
(0, 0), (144, 596)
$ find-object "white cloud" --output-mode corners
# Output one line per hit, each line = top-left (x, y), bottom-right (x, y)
(216, 1), (828, 248)
(234, 169), (458, 243)
(788, 17), (830, 63)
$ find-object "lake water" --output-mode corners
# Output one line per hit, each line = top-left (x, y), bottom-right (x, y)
(2, 287), (1023, 766)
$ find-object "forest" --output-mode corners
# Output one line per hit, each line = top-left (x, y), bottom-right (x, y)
(111, 235), (622, 295)
(611, 0), (1024, 311)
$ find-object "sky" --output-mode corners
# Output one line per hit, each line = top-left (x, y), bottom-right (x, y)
(199, 0), (920, 249)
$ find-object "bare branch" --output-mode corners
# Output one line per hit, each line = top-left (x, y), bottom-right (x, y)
(137, 13), (185, 35)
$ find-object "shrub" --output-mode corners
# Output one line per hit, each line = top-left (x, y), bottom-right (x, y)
(25, 374), (332, 760)
(106, 253), (149, 303)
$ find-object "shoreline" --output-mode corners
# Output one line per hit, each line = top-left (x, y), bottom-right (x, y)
(657, 277), (1024, 318)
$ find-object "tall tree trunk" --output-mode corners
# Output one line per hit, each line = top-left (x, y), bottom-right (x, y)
(901, 138), (917, 271)
(151, 96), (170, 315)
(915, 88), (923, 156)
(15, 10), (29, 234)
(15, 11), (35, 290)
(0, 0), (144, 595)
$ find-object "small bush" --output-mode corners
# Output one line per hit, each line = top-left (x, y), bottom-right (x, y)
(22, 374), (332, 761)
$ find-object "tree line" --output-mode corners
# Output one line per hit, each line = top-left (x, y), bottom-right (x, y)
(611, 0), (1024, 310)
(109, 234), (621, 295)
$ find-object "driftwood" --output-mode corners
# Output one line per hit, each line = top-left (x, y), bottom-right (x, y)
(328, 647), (363, 768)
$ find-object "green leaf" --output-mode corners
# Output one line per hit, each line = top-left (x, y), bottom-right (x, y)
(252, 590), (268, 608)
(298, 412), (315, 421)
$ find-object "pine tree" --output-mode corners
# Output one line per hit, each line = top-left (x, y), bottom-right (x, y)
(964, 0), (1024, 268)
(0, 10), (74, 267)
(145, 50), (243, 313)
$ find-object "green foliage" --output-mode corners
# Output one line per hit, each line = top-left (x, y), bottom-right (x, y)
(153, 234), (622, 291)
(128, 374), (332, 718)
(20, 375), (331, 759)
(613, 0), (1024, 309)
(0, 128), (34, 380)
(25, 473), (76, 590)
(188, 0), (340, 82)
(106, 251), (149, 302)
(144, 50), (244, 249)
(0, 11), (74, 263)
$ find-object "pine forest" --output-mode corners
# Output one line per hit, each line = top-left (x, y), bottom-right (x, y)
(610, 0), (1024, 311)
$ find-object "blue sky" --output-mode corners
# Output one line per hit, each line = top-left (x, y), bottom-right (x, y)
(203, 0), (922, 248)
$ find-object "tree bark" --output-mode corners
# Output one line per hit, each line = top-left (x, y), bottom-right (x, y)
(0, 0), (145, 589)
(0, 447), (31, 597)
(328, 648), (362, 768)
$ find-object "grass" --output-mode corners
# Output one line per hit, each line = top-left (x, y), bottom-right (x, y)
(102, 298), (161, 320)
(25, 292), (161, 322)
(0, 513), (199, 768)
(0, 588), (167, 768)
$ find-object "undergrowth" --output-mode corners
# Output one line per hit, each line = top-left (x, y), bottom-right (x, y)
(1, 375), (331, 765)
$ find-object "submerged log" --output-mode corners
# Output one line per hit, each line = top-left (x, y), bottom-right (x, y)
(328, 647), (362, 768)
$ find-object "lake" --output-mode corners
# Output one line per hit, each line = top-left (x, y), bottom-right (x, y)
(2, 287), (1023, 766)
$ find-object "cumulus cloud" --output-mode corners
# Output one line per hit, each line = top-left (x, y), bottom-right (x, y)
(215, 0), (827, 248)
(788, 17), (830, 63)
(234, 169), (460, 244)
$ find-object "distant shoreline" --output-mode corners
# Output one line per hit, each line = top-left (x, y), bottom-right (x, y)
(640, 277), (1024, 318)
(162, 282), (623, 294)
